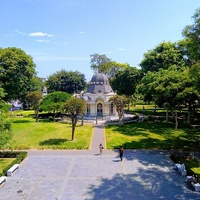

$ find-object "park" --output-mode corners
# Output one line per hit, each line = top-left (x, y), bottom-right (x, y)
(0, 4), (200, 200)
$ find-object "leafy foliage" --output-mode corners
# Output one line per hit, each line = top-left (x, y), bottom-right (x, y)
(111, 66), (142, 97)
(183, 8), (200, 62)
(26, 91), (43, 122)
(0, 47), (36, 101)
(46, 70), (86, 94)
(40, 91), (71, 119)
(140, 42), (187, 74)
(0, 88), (12, 150)
(90, 53), (128, 77)
(109, 95), (129, 125)
(62, 97), (86, 140)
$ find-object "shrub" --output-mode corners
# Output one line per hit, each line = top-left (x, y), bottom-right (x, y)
(0, 151), (27, 176)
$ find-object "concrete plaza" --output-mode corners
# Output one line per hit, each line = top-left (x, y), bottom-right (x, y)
(0, 124), (199, 200)
(0, 150), (200, 200)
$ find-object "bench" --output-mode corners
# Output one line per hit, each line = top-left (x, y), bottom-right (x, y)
(7, 164), (20, 176)
(175, 163), (187, 176)
(190, 182), (200, 192)
(186, 176), (200, 192)
(0, 176), (7, 185)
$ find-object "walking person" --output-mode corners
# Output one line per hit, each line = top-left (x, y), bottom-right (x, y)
(119, 146), (124, 161)
(99, 143), (104, 155)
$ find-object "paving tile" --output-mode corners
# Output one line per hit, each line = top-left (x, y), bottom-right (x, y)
(0, 124), (199, 199)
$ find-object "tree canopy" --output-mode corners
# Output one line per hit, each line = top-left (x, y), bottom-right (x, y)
(0, 47), (36, 101)
(111, 66), (142, 97)
(140, 41), (187, 74)
(40, 91), (71, 119)
(26, 91), (43, 122)
(62, 97), (86, 140)
(90, 53), (128, 77)
(0, 88), (12, 150)
(183, 8), (200, 62)
(46, 70), (86, 94)
(109, 95), (129, 125)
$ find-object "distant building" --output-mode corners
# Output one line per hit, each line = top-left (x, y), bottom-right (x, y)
(42, 86), (48, 96)
(40, 77), (48, 96)
(75, 73), (116, 117)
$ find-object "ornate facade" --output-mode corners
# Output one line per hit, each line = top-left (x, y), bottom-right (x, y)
(75, 73), (116, 117)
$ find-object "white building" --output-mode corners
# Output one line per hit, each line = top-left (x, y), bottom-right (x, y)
(75, 73), (116, 117)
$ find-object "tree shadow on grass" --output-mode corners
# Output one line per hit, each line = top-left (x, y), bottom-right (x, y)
(39, 138), (68, 145)
(111, 137), (200, 152)
(106, 122), (200, 151)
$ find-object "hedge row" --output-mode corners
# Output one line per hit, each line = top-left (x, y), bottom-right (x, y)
(0, 151), (27, 176)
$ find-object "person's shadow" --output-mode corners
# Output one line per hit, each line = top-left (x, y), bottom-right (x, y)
(112, 155), (121, 162)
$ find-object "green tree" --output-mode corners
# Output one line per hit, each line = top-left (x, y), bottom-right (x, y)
(189, 62), (200, 93)
(137, 71), (157, 103)
(140, 42), (187, 74)
(111, 66), (142, 96)
(0, 88), (12, 150)
(26, 91), (43, 122)
(46, 70), (86, 94)
(62, 97), (86, 140)
(109, 95), (129, 125)
(0, 47), (36, 101)
(90, 53), (111, 74)
(183, 8), (200, 62)
(148, 67), (198, 129)
(21, 76), (44, 108)
(40, 91), (71, 120)
(90, 53), (127, 77)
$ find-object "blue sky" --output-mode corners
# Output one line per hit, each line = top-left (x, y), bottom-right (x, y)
(0, 0), (199, 81)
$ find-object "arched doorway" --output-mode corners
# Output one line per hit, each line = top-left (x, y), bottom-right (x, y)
(97, 103), (103, 116)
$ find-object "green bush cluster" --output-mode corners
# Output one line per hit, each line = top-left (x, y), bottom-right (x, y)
(0, 151), (27, 176)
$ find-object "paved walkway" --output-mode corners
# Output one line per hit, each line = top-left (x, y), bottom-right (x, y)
(0, 123), (200, 200)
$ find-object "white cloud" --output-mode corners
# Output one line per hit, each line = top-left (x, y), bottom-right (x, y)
(53, 42), (68, 45)
(15, 30), (26, 35)
(80, 31), (85, 34)
(118, 48), (126, 51)
(28, 32), (54, 37)
(36, 40), (50, 43)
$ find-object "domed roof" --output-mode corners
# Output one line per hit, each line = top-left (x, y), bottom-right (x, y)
(87, 73), (114, 94)
(90, 73), (109, 83)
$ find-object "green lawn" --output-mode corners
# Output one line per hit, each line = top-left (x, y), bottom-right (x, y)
(11, 117), (93, 150)
(105, 122), (200, 150)
(170, 155), (200, 181)
(0, 158), (15, 174)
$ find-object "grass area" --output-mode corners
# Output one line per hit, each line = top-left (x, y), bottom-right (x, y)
(0, 158), (15, 174)
(10, 117), (93, 150)
(170, 155), (200, 181)
(105, 121), (200, 150)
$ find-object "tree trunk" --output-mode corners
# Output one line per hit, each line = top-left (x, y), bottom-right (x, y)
(154, 105), (157, 115)
(71, 117), (77, 141)
(166, 107), (169, 123)
(118, 110), (124, 125)
(35, 108), (39, 122)
(187, 104), (191, 123)
(119, 115), (123, 125)
(81, 114), (84, 126)
(175, 111), (178, 130)
(71, 123), (75, 141)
